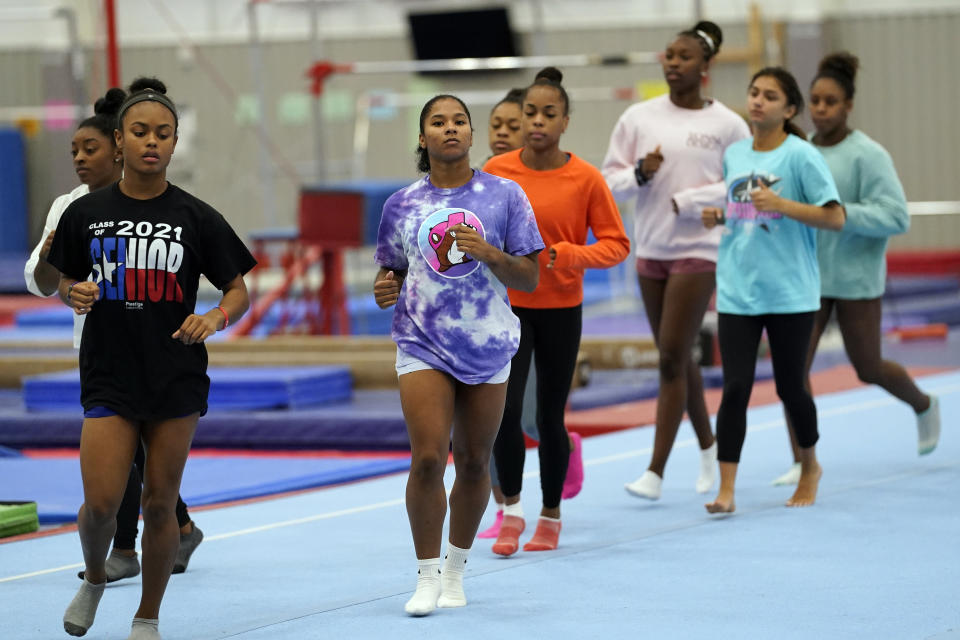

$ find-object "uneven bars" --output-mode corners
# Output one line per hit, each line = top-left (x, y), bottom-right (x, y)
(308, 51), (660, 95)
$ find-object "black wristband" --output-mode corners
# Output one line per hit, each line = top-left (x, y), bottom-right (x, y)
(634, 160), (649, 187)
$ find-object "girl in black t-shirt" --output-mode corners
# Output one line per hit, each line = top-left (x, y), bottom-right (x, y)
(48, 78), (256, 640)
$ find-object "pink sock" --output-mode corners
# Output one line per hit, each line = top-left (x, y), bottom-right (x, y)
(491, 515), (525, 557)
(477, 509), (503, 539)
(522, 517), (561, 552)
(562, 432), (584, 500)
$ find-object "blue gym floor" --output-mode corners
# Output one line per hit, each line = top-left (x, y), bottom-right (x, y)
(1, 370), (957, 639)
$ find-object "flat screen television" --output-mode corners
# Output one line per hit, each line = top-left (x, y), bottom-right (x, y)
(407, 7), (518, 73)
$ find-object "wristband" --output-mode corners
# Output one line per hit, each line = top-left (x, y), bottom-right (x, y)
(634, 160), (650, 187)
(215, 305), (229, 330)
(67, 281), (79, 300)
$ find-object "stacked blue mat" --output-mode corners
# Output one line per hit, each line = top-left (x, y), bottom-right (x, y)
(22, 366), (353, 412)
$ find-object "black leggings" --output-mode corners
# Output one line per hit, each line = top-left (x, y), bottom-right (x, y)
(494, 305), (581, 509)
(716, 312), (817, 463)
(114, 442), (191, 550)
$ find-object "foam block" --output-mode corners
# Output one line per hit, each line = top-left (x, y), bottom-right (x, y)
(21, 366), (353, 412)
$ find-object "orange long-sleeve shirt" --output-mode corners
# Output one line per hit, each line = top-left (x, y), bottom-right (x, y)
(483, 149), (630, 309)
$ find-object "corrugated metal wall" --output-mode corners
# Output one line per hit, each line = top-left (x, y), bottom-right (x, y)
(823, 10), (960, 248)
(823, 11), (960, 201)
(8, 11), (960, 247)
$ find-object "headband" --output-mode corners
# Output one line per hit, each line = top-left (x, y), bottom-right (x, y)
(695, 30), (716, 55)
(117, 91), (178, 130)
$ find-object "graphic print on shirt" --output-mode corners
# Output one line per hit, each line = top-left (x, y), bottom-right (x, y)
(88, 219), (184, 308)
(417, 208), (485, 278)
(727, 172), (783, 232)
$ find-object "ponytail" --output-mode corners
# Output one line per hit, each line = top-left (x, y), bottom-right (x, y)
(784, 120), (806, 138)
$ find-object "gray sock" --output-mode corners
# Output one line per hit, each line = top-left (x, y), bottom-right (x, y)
(106, 549), (141, 582)
(127, 618), (161, 640)
(77, 549), (140, 583)
(173, 524), (203, 574)
(63, 578), (105, 636)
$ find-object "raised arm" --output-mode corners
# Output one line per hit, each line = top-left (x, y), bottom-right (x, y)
(601, 114), (644, 199)
(842, 151), (909, 238)
(25, 194), (72, 297)
(750, 182), (845, 231)
(374, 267), (407, 308)
(172, 273), (250, 345)
(673, 181), (728, 220)
(450, 225), (540, 292)
(549, 179), (630, 270)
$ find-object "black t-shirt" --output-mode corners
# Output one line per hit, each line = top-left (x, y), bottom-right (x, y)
(47, 182), (257, 421)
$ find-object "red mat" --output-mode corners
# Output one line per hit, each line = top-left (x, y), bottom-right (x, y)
(565, 364), (949, 436)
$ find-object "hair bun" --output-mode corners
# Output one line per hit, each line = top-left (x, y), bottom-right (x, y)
(535, 66), (563, 84)
(93, 87), (127, 116)
(693, 20), (723, 53)
(128, 77), (168, 95)
(818, 52), (859, 82)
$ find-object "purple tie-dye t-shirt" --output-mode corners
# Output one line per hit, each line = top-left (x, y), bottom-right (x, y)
(375, 170), (544, 384)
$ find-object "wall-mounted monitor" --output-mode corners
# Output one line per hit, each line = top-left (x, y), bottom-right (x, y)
(407, 7), (518, 74)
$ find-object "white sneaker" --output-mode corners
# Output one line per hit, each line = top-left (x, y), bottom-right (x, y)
(625, 470), (662, 500)
(771, 462), (802, 486)
(917, 395), (940, 455)
(696, 441), (717, 494)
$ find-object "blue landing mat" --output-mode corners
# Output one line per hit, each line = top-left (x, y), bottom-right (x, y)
(0, 390), (407, 450)
(21, 366), (352, 412)
(0, 453), (411, 524)
(883, 275), (959, 299)
(885, 292), (960, 325)
(568, 361), (778, 410)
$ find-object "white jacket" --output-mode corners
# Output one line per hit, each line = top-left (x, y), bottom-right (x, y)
(24, 184), (90, 348)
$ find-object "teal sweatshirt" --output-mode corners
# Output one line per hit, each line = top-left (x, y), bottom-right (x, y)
(812, 130), (909, 299)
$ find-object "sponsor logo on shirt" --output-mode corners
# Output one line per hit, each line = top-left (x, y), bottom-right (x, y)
(417, 208), (485, 278)
(687, 131), (724, 150)
(89, 220), (184, 304)
(726, 172), (783, 232)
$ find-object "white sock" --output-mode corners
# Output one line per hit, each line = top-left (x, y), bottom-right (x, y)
(917, 394), (940, 455)
(503, 501), (523, 518)
(404, 558), (441, 616)
(696, 441), (718, 494)
(771, 462), (802, 486)
(63, 577), (105, 636)
(437, 543), (470, 608)
(127, 618), (161, 640)
(624, 470), (662, 500)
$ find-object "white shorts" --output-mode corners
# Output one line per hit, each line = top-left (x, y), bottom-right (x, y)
(395, 347), (511, 384)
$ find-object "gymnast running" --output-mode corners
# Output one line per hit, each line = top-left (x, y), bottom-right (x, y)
(771, 51), (939, 486)
(48, 77), (255, 639)
(24, 85), (203, 588)
(484, 67), (629, 555)
(602, 20), (750, 501)
(374, 94), (542, 615)
(702, 67), (843, 513)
